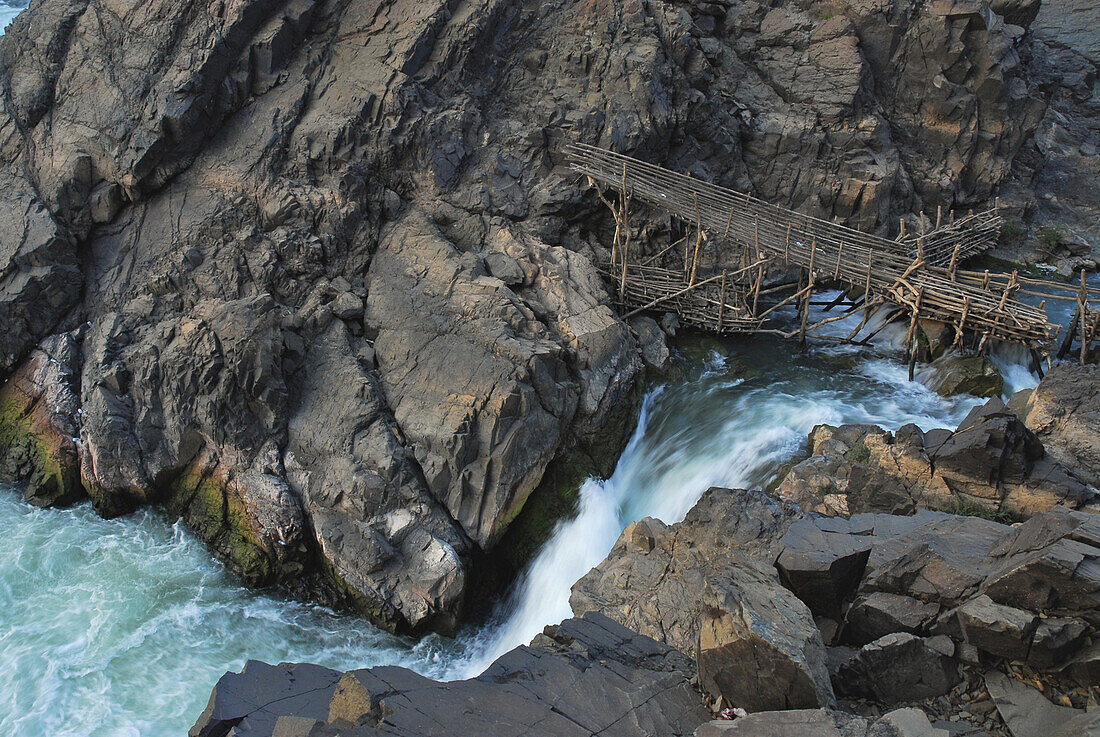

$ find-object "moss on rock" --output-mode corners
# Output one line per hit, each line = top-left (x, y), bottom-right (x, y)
(162, 459), (275, 587)
(0, 372), (82, 508)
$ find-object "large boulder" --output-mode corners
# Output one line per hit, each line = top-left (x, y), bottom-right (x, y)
(1020, 363), (1100, 488)
(698, 564), (837, 712)
(191, 613), (710, 737)
(833, 633), (961, 703)
(571, 488), (836, 711)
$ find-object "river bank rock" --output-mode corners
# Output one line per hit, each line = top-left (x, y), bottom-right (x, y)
(0, 331), (83, 507)
(773, 506), (1100, 680)
(777, 394), (1096, 519)
(695, 707), (947, 737)
(832, 632), (962, 702)
(190, 612), (710, 737)
(1018, 363), (1100, 489)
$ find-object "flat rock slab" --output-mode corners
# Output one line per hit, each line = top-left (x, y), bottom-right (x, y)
(694, 707), (946, 737)
(985, 671), (1081, 737)
(192, 613), (709, 737)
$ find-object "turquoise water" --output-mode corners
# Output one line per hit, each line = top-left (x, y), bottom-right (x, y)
(0, 494), (463, 736)
(0, 1), (24, 32)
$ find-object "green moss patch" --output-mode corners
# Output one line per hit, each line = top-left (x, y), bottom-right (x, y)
(163, 463), (275, 586)
(0, 382), (82, 507)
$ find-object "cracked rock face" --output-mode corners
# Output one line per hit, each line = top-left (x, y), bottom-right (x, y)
(0, 0), (1076, 631)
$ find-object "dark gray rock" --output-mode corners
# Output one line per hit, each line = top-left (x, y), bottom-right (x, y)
(1028, 617), (1089, 669)
(191, 661), (343, 737)
(844, 592), (941, 645)
(191, 613), (710, 737)
(936, 595), (1037, 661)
(776, 518), (872, 619)
(628, 315), (671, 371)
(985, 671), (1083, 737)
(694, 707), (948, 737)
(834, 633), (961, 704)
(571, 489), (834, 711)
(698, 563), (837, 712)
(1021, 363), (1100, 488)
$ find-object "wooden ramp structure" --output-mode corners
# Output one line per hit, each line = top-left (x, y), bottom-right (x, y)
(566, 143), (1099, 365)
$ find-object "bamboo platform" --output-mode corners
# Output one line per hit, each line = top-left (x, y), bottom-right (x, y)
(604, 262), (764, 333)
(898, 207), (1002, 267)
(566, 143), (1097, 364)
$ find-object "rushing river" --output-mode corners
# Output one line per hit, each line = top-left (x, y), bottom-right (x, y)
(0, 287), (1014, 736)
(0, 6), (1061, 733)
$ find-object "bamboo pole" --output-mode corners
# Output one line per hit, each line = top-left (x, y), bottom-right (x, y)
(718, 270), (727, 330)
(799, 239), (817, 348)
(690, 197), (704, 287)
(907, 288), (924, 381)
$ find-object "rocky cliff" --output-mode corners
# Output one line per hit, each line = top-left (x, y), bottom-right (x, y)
(0, 0), (1085, 631)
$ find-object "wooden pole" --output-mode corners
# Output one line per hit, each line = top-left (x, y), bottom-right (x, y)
(908, 288), (924, 381)
(690, 200), (704, 287)
(936, 205), (942, 230)
(948, 243), (962, 281)
(1058, 308), (1079, 360)
(752, 263), (763, 316)
(718, 270), (728, 330)
(800, 239), (817, 348)
(953, 298), (971, 348)
(864, 251), (873, 305)
(1080, 271), (1089, 364)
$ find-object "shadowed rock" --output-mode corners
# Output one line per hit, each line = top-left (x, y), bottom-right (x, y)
(191, 612), (709, 737)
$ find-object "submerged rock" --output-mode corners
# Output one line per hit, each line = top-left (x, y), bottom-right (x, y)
(191, 612), (709, 737)
(918, 352), (1004, 398)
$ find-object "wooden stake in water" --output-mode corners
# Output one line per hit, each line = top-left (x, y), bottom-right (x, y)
(907, 288), (924, 381)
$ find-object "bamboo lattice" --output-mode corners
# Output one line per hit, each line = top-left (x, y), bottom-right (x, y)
(566, 143), (1058, 352)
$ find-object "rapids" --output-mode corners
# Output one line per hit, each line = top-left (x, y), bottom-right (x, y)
(0, 287), (1014, 735)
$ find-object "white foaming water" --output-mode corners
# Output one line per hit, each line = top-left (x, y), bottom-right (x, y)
(450, 316), (986, 677)
(0, 495), (462, 737)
